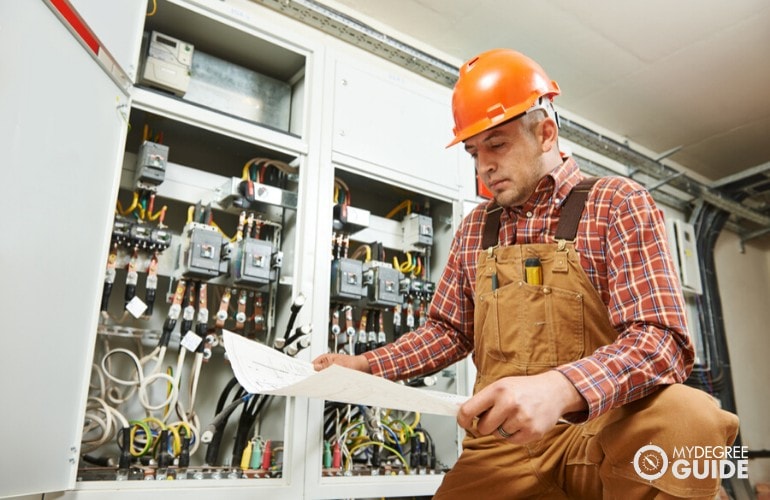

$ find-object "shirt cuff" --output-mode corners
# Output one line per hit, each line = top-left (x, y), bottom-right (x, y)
(556, 358), (618, 422)
(362, 349), (390, 378)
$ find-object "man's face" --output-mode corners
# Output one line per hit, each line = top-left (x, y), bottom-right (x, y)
(463, 117), (547, 208)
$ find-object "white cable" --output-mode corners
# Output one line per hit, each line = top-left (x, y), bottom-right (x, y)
(100, 347), (178, 414)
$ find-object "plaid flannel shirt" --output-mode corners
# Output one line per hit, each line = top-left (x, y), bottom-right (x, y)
(363, 157), (694, 421)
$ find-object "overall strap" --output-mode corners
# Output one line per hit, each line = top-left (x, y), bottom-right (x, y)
(554, 177), (600, 241)
(480, 177), (601, 249)
(481, 205), (503, 250)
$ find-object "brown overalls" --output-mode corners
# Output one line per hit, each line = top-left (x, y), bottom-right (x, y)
(434, 180), (739, 499)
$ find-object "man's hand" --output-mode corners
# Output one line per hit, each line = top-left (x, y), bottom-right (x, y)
(312, 352), (372, 373)
(457, 370), (586, 444)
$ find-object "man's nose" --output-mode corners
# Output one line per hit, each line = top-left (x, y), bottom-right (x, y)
(475, 150), (496, 174)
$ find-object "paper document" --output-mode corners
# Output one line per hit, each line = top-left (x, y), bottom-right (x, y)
(222, 330), (468, 416)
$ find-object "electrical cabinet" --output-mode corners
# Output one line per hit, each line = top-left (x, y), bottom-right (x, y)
(2, 0), (473, 499)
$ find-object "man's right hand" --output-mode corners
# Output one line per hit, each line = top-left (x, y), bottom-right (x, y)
(312, 353), (371, 373)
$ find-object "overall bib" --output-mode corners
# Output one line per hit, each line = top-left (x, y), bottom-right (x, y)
(434, 180), (739, 499)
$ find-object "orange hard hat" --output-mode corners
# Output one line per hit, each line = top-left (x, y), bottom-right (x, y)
(447, 49), (560, 147)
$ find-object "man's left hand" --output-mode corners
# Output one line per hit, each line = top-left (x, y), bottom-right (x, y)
(457, 370), (586, 444)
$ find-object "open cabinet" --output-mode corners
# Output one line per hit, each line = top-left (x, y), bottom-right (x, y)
(1, 1), (472, 498)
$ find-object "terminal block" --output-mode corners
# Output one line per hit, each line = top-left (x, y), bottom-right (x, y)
(111, 216), (172, 251)
(399, 277), (436, 299)
(217, 177), (298, 210)
(330, 258), (364, 302)
(177, 223), (228, 279)
(362, 262), (402, 308)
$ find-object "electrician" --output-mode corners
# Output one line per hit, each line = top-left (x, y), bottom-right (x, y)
(314, 49), (739, 499)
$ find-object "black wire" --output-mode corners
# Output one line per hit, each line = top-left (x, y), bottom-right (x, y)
(216, 376), (241, 415)
(231, 394), (260, 465)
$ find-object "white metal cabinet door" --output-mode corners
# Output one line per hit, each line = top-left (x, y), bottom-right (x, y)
(0, 1), (129, 496)
(69, 0), (147, 81)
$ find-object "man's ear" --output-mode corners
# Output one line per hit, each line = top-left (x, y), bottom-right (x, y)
(539, 117), (559, 152)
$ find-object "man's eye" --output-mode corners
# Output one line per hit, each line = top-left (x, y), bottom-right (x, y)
(490, 143), (504, 149)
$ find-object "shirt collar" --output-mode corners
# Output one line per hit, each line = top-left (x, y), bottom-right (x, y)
(504, 157), (582, 216)
(482, 156), (583, 216)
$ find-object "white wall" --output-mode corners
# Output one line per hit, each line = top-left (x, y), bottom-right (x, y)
(714, 230), (770, 485)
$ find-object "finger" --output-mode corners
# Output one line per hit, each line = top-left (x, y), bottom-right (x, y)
(312, 354), (332, 371)
(496, 423), (517, 440)
(456, 391), (495, 430)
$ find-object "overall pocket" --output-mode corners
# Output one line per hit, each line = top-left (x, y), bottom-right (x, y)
(486, 281), (585, 373)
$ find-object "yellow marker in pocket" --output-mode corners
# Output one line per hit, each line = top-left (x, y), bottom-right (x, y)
(524, 257), (542, 285)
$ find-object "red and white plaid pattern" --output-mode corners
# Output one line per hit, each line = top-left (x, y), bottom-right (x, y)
(363, 158), (694, 421)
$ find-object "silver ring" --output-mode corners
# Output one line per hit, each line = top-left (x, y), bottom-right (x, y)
(497, 424), (514, 439)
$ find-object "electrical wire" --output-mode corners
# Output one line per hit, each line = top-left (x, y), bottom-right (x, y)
(334, 178), (351, 206)
(350, 244), (372, 262)
(385, 199), (412, 219)
(241, 157), (299, 182)
(100, 347), (179, 416)
(344, 441), (410, 473)
(116, 192), (139, 216)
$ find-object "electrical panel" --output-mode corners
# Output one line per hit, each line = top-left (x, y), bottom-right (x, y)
(324, 169), (460, 480)
(672, 219), (703, 294)
(34, 0), (468, 497)
(75, 1), (310, 489)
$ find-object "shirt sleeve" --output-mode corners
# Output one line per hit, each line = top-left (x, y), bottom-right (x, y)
(556, 183), (695, 422)
(363, 220), (476, 380)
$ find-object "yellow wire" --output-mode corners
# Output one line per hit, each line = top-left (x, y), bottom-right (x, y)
(394, 253), (414, 273)
(146, 0), (157, 16)
(409, 412), (421, 431)
(334, 178), (351, 205)
(147, 205), (167, 222)
(167, 425), (182, 456)
(128, 420), (152, 457)
(143, 416), (166, 431)
(210, 221), (236, 242)
(118, 192), (139, 216)
(385, 200), (412, 219)
(345, 441), (410, 474)
(242, 158), (256, 180)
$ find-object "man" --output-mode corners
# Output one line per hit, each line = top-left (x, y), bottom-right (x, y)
(314, 49), (738, 499)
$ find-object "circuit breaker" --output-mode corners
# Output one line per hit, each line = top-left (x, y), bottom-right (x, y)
(134, 141), (168, 189)
(232, 237), (277, 286)
(331, 258), (364, 301)
(401, 213), (433, 251)
(362, 262), (402, 307)
(177, 223), (227, 279)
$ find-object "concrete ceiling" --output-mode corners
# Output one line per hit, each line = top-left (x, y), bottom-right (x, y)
(325, 0), (770, 182)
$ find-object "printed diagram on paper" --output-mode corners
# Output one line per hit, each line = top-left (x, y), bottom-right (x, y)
(222, 330), (468, 416)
